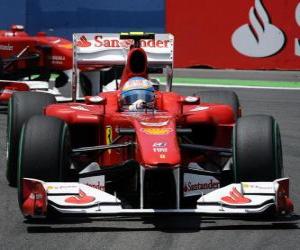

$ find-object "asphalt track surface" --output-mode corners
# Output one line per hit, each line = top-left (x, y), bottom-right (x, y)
(0, 72), (300, 250)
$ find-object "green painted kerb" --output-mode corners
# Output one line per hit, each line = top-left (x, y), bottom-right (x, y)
(159, 77), (300, 88)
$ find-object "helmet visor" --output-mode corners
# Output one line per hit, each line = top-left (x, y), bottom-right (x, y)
(122, 89), (154, 105)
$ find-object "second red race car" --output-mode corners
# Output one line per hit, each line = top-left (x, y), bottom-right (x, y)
(0, 25), (73, 104)
(7, 32), (293, 219)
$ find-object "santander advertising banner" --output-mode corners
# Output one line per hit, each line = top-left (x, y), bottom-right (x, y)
(166, 0), (300, 69)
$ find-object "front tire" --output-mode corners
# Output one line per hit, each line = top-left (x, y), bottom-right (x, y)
(18, 115), (71, 183)
(233, 115), (283, 182)
(7, 92), (56, 186)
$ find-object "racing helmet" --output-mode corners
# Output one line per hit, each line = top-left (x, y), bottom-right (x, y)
(121, 77), (155, 106)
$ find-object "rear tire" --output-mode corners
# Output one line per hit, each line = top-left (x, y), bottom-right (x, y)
(18, 115), (71, 183)
(233, 115), (283, 182)
(7, 92), (56, 186)
(196, 90), (240, 119)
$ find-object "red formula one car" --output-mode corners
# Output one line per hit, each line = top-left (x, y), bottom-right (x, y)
(7, 32), (293, 219)
(0, 25), (73, 104)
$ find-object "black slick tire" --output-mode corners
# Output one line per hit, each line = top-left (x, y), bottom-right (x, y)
(7, 92), (56, 186)
(233, 115), (283, 182)
(18, 115), (71, 183)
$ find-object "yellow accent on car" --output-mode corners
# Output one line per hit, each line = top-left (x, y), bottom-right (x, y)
(106, 126), (113, 153)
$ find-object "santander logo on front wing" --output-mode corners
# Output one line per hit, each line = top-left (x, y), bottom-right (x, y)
(231, 0), (285, 58)
(221, 187), (251, 204)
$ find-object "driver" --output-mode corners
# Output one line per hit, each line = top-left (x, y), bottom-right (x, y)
(121, 77), (155, 111)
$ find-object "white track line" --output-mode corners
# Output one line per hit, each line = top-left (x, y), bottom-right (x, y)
(171, 82), (300, 90)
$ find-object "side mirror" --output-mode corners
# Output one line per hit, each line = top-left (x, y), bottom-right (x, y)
(179, 96), (200, 114)
(84, 96), (107, 105)
(180, 96), (200, 104)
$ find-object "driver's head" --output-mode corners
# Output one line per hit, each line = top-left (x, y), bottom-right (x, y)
(121, 77), (155, 106)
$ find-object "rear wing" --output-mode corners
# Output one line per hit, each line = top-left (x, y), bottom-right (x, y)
(72, 33), (174, 100)
(73, 33), (174, 66)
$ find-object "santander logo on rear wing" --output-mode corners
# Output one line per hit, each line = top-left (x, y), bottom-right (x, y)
(73, 33), (174, 66)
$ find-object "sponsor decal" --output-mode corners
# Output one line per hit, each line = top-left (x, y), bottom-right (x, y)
(65, 190), (95, 204)
(47, 185), (79, 194)
(0, 44), (13, 51)
(140, 127), (173, 135)
(80, 175), (105, 191)
(141, 121), (169, 127)
(48, 55), (66, 65)
(76, 35), (92, 47)
(232, 0), (285, 57)
(154, 147), (168, 153)
(153, 142), (167, 147)
(121, 113), (170, 119)
(28, 193), (43, 200)
(242, 183), (273, 193)
(87, 181), (105, 191)
(184, 174), (220, 197)
(49, 55), (65, 61)
(242, 183), (272, 190)
(189, 106), (209, 112)
(47, 185), (78, 190)
(153, 142), (168, 153)
(122, 78), (152, 91)
(70, 105), (89, 111)
(95, 35), (132, 48)
(221, 187), (251, 204)
(58, 43), (72, 49)
(140, 39), (169, 48)
(94, 35), (169, 49)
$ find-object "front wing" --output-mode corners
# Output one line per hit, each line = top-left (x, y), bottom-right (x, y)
(20, 178), (293, 218)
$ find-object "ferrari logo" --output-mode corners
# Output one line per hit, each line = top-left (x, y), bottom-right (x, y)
(106, 126), (113, 153)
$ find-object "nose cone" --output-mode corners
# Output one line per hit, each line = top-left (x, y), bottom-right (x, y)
(134, 118), (181, 167)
